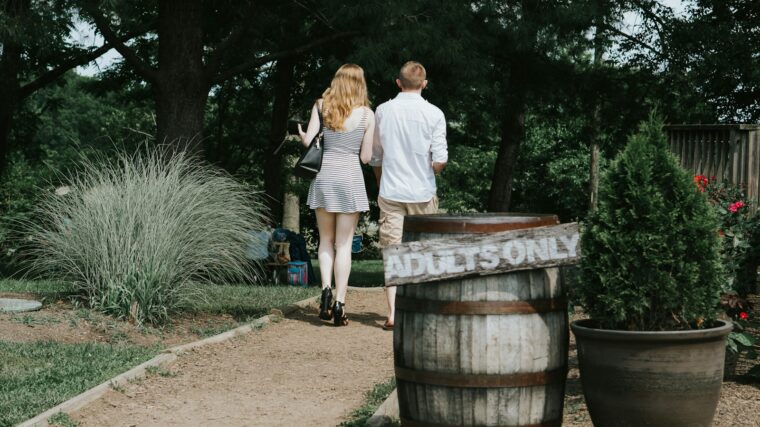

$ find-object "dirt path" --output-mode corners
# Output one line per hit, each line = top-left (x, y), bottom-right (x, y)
(70, 288), (394, 427)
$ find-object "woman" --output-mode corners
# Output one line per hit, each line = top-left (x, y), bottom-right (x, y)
(297, 64), (374, 326)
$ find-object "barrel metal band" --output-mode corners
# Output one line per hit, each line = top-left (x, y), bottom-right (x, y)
(402, 217), (559, 234)
(394, 366), (567, 388)
(396, 296), (567, 315)
(399, 416), (562, 427)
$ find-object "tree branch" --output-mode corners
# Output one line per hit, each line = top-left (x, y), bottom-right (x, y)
(601, 23), (662, 58)
(212, 31), (359, 85)
(204, 25), (247, 82)
(86, 7), (158, 84)
(19, 29), (145, 99)
(628, 0), (669, 29)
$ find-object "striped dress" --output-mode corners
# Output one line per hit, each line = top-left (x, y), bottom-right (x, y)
(307, 109), (370, 213)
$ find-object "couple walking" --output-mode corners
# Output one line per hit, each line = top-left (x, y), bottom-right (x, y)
(296, 61), (448, 327)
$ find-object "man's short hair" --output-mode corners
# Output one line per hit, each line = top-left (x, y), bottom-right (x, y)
(399, 61), (426, 89)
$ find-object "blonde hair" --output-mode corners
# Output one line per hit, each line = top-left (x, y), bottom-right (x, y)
(321, 64), (369, 130)
(399, 61), (426, 89)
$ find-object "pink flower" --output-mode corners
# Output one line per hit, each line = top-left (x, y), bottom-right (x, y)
(728, 201), (745, 213)
(739, 312), (748, 320)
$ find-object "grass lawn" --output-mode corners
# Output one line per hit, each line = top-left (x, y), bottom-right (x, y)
(0, 340), (156, 427)
(313, 259), (385, 287)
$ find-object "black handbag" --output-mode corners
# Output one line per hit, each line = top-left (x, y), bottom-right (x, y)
(293, 107), (324, 179)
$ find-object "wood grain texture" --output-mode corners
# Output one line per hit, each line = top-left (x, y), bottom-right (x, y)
(383, 223), (580, 287)
(667, 127), (759, 211)
(394, 269), (568, 426)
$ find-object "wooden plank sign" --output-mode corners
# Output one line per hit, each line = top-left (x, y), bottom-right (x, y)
(382, 222), (581, 286)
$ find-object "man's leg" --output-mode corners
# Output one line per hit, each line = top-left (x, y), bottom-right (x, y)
(378, 196), (406, 328)
(387, 196), (438, 323)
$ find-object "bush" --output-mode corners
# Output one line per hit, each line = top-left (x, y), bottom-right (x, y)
(696, 176), (760, 296)
(578, 114), (724, 331)
(21, 147), (268, 325)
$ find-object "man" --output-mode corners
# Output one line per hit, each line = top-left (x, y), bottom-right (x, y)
(371, 61), (448, 330)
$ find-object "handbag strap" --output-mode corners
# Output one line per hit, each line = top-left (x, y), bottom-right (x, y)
(315, 101), (324, 148)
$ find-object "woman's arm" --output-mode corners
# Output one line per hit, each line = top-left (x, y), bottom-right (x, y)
(297, 100), (322, 148)
(359, 108), (375, 164)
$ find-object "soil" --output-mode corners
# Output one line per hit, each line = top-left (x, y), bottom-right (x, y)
(0, 293), (240, 347)
(69, 288), (394, 426)
(5, 289), (758, 426)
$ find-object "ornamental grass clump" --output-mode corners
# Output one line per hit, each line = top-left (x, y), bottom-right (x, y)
(579, 114), (724, 331)
(23, 148), (267, 325)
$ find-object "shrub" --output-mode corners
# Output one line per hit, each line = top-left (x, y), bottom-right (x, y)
(578, 114), (724, 331)
(21, 147), (268, 325)
(696, 176), (760, 296)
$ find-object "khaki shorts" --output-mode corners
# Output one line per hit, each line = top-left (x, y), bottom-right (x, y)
(378, 195), (439, 247)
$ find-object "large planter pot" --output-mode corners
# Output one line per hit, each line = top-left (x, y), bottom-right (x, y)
(571, 319), (732, 427)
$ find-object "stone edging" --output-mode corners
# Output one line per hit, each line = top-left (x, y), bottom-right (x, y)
(366, 388), (400, 427)
(16, 293), (320, 427)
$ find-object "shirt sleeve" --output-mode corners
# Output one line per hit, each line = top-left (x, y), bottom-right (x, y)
(431, 112), (448, 163)
(369, 107), (384, 167)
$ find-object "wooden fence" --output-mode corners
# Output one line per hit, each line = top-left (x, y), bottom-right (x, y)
(666, 124), (760, 209)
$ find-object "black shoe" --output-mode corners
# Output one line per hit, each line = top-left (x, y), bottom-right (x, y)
(333, 301), (348, 326)
(319, 287), (333, 320)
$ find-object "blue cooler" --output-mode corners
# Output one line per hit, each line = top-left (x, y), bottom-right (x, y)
(287, 261), (308, 287)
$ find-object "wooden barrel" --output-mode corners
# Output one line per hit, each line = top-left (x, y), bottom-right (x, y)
(394, 213), (568, 427)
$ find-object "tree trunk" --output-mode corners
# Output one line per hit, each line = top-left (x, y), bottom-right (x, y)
(281, 192), (300, 232)
(488, 52), (529, 212)
(589, 10), (605, 212)
(264, 57), (296, 224)
(155, 0), (207, 152)
(0, 0), (27, 177)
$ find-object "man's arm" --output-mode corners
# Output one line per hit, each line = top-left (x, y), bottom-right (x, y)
(373, 166), (382, 188)
(431, 113), (448, 174)
(369, 107), (384, 167)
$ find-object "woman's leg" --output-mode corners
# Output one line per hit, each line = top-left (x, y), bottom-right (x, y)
(333, 212), (359, 303)
(315, 208), (336, 289)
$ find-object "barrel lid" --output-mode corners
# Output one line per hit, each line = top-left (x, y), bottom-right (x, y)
(402, 213), (559, 234)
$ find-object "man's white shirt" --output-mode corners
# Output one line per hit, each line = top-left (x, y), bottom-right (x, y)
(371, 92), (448, 203)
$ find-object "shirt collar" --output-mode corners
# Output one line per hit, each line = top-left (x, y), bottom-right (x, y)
(395, 92), (424, 101)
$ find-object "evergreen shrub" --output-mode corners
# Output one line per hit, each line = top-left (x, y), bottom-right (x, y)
(21, 148), (267, 325)
(578, 114), (724, 331)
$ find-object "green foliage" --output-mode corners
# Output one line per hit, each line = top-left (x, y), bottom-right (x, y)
(512, 114), (593, 221)
(21, 148), (268, 325)
(698, 178), (760, 296)
(338, 377), (398, 427)
(438, 145), (496, 213)
(187, 284), (319, 321)
(48, 412), (79, 427)
(1, 73), (154, 276)
(579, 114), (724, 331)
(0, 155), (51, 276)
(0, 340), (156, 427)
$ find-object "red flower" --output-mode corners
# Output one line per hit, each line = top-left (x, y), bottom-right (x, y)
(739, 311), (748, 320)
(728, 201), (745, 213)
(693, 175), (708, 192)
